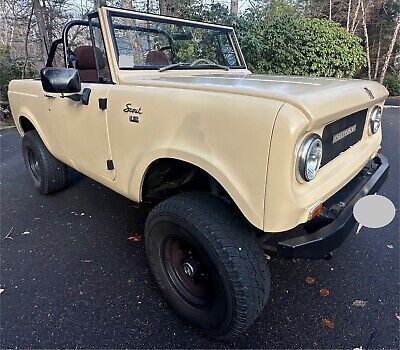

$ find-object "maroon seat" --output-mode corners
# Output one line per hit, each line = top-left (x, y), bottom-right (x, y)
(145, 50), (169, 66)
(74, 46), (106, 82)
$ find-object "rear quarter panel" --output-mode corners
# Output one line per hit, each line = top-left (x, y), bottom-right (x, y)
(7, 79), (72, 167)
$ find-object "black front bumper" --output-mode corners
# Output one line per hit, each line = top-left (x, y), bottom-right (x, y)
(267, 155), (389, 259)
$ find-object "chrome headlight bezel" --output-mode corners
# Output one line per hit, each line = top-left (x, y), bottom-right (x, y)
(297, 134), (323, 182)
(369, 105), (382, 135)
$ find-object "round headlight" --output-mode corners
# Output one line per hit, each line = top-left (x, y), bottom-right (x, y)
(297, 134), (323, 182)
(369, 105), (382, 134)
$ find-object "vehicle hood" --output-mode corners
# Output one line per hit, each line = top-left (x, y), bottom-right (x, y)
(121, 73), (389, 122)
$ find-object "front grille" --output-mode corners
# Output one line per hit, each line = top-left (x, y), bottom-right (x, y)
(321, 109), (367, 166)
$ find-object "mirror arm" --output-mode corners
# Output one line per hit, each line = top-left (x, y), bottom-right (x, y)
(61, 88), (91, 105)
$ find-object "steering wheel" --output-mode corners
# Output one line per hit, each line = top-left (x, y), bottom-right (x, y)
(190, 58), (214, 66)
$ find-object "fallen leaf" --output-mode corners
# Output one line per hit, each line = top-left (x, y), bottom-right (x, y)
(320, 288), (330, 297)
(0, 289), (4, 294)
(395, 311), (400, 321)
(352, 299), (367, 307)
(321, 318), (335, 329)
(387, 244), (393, 249)
(264, 254), (271, 260)
(4, 227), (14, 240)
(306, 276), (316, 284)
(127, 233), (142, 242)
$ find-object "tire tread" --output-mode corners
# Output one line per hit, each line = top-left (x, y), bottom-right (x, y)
(145, 192), (270, 339)
(22, 131), (68, 194)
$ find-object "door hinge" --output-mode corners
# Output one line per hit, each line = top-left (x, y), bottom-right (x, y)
(99, 98), (107, 111)
(106, 159), (114, 170)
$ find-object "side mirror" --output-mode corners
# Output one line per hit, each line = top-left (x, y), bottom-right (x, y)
(40, 67), (81, 93)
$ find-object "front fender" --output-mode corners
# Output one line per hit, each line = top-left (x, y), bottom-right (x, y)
(106, 86), (283, 230)
(131, 149), (265, 229)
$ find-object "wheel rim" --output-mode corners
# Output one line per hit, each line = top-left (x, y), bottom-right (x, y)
(163, 236), (214, 307)
(27, 148), (41, 181)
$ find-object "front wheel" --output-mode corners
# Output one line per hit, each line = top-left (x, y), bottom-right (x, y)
(145, 192), (270, 339)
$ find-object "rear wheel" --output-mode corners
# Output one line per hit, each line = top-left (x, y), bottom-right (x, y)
(22, 130), (68, 195)
(145, 192), (270, 339)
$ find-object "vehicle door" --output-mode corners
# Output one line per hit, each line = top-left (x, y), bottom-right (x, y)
(44, 18), (115, 180)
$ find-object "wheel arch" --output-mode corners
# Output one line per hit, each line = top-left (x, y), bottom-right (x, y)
(16, 114), (60, 162)
(132, 151), (263, 230)
(19, 115), (37, 134)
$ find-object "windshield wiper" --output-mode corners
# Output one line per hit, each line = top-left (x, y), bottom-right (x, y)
(159, 62), (230, 72)
(159, 62), (188, 72)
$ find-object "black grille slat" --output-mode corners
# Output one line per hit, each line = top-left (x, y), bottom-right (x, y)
(321, 109), (367, 166)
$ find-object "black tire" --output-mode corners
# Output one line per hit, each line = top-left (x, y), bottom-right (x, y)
(22, 130), (68, 195)
(145, 192), (270, 339)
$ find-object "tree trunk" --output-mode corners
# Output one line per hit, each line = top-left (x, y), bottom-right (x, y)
(33, 0), (49, 64)
(374, 38), (381, 80)
(374, 23), (383, 80)
(42, 0), (52, 44)
(329, 0), (332, 20)
(379, 16), (400, 84)
(95, 0), (107, 8)
(360, 0), (371, 80)
(122, 0), (133, 9)
(346, 0), (352, 31)
(351, 0), (361, 33)
(230, 0), (239, 17)
(159, 0), (177, 16)
(22, 3), (35, 78)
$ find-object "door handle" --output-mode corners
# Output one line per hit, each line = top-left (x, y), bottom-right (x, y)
(61, 88), (91, 105)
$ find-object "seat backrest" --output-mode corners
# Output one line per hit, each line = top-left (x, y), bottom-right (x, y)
(145, 50), (169, 66)
(74, 46), (106, 82)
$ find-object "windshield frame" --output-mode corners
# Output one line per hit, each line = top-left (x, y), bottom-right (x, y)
(106, 9), (247, 71)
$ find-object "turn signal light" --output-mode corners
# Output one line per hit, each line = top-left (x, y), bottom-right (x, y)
(309, 203), (323, 220)
(372, 145), (382, 158)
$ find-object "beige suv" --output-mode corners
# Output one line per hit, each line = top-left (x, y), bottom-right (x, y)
(8, 6), (389, 339)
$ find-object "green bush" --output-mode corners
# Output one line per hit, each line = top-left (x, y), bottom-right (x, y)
(0, 46), (23, 102)
(238, 11), (367, 78)
(383, 73), (400, 96)
(179, 3), (366, 79)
